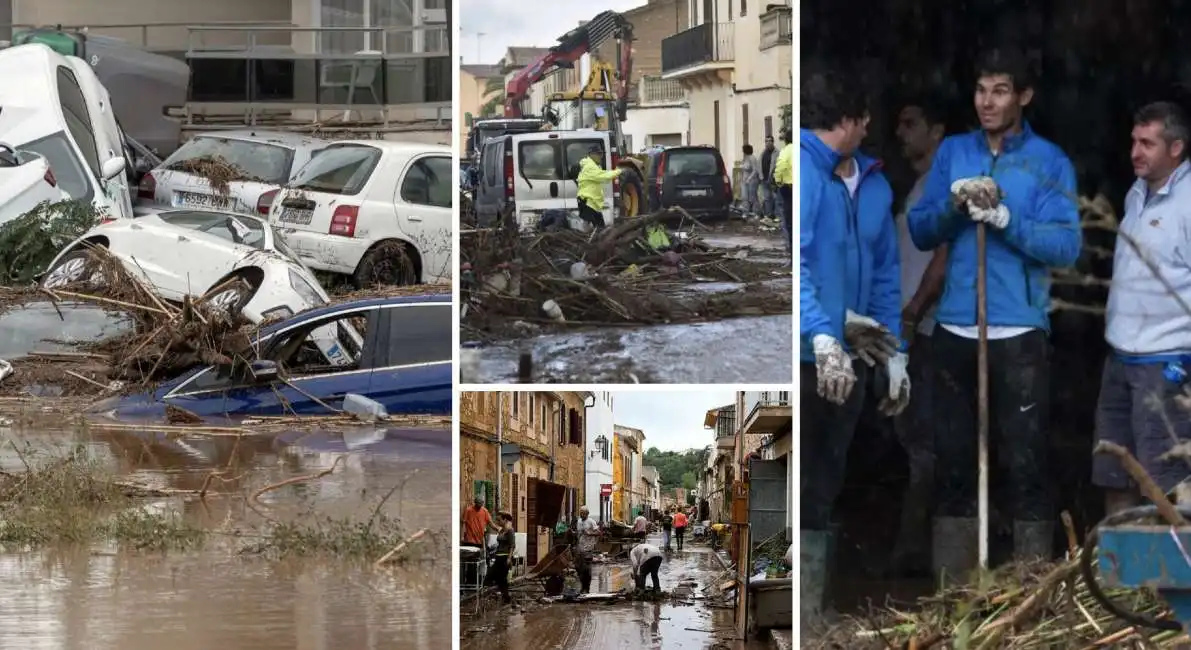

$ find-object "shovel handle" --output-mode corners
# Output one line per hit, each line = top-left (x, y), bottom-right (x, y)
(977, 222), (990, 569)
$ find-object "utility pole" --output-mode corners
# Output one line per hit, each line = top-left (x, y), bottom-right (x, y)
(476, 32), (485, 64)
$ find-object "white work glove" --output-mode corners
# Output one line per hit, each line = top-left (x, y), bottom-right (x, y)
(812, 334), (856, 406)
(969, 203), (1011, 229)
(950, 176), (1002, 211)
(843, 309), (900, 367)
(878, 352), (911, 417)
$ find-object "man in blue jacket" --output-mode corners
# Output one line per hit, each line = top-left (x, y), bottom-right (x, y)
(907, 49), (1081, 581)
(800, 69), (909, 623)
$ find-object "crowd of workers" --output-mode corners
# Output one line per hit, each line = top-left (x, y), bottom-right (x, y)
(800, 45), (1191, 624)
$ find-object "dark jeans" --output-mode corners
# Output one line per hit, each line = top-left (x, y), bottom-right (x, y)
(1093, 356), (1191, 493)
(487, 555), (512, 602)
(933, 327), (1051, 521)
(674, 526), (685, 549)
(779, 184), (793, 253)
(635, 555), (662, 591)
(892, 331), (938, 560)
(578, 198), (605, 230)
(801, 359), (869, 531)
(574, 552), (593, 592)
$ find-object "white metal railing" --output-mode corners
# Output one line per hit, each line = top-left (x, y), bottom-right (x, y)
(0, 21), (293, 51)
(760, 7), (793, 51)
(639, 76), (685, 105)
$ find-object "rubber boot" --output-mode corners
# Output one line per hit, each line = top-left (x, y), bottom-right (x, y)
(800, 529), (832, 629)
(931, 517), (978, 585)
(1013, 520), (1054, 562)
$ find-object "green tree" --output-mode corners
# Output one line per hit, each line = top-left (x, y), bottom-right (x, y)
(480, 77), (505, 118)
(780, 103), (792, 134)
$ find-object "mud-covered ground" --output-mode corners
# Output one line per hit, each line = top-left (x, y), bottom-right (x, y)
(462, 219), (793, 384)
(460, 534), (771, 650)
(0, 413), (452, 650)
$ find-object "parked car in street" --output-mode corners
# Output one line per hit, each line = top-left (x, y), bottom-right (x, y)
(87, 294), (451, 419)
(0, 43), (134, 219)
(138, 131), (329, 218)
(38, 207), (358, 365)
(643, 145), (733, 219)
(0, 144), (70, 225)
(268, 140), (452, 288)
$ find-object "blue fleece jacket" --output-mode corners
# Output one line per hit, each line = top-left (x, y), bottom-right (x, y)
(907, 123), (1081, 331)
(800, 129), (902, 363)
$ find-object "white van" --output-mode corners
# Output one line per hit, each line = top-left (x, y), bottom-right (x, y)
(267, 140), (452, 288)
(0, 44), (130, 220)
(472, 129), (616, 232)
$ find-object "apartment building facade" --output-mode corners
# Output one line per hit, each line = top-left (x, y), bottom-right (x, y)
(584, 391), (615, 522)
(611, 424), (645, 522)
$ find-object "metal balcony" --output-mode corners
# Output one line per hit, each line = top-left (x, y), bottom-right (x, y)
(741, 392), (792, 437)
(760, 6), (793, 50)
(661, 22), (734, 80)
(638, 76), (685, 105)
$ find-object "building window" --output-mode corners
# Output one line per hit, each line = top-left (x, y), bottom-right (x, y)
(319, 0), (446, 54)
(511, 391), (519, 418)
(741, 0), (747, 16)
(742, 103), (750, 148)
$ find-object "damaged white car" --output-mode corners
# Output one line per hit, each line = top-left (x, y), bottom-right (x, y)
(0, 144), (69, 225)
(38, 208), (360, 366)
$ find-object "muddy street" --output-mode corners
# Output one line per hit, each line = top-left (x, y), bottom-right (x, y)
(460, 536), (767, 650)
(0, 420), (452, 650)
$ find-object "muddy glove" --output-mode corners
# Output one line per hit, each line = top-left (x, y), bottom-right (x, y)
(812, 334), (856, 405)
(878, 352), (911, 417)
(969, 203), (1011, 229)
(950, 177), (1002, 211)
(843, 309), (900, 367)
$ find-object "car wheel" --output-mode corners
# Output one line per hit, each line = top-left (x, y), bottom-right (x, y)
(353, 241), (417, 289)
(41, 249), (108, 290)
(199, 275), (257, 317)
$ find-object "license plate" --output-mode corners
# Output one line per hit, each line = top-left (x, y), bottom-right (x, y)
(173, 191), (231, 210)
(681, 189), (710, 197)
(280, 208), (314, 225)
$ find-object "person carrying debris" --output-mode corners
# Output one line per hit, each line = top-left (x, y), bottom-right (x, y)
(462, 496), (495, 547)
(573, 506), (601, 593)
(660, 509), (674, 550)
(629, 541), (664, 593)
(1095, 101), (1191, 514)
(907, 48), (1081, 579)
(671, 509), (688, 550)
(576, 145), (621, 231)
(800, 66), (908, 621)
(485, 511), (516, 605)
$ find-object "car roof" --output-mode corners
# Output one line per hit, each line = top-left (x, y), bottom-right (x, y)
(258, 293), (451, 337)
(0, 45), (71, 144)
(190, 130), (329, 150)
(329, 140), (451, 155)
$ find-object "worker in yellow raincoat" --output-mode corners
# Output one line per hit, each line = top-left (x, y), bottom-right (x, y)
(774, 129), (794, 253)
(577, 146), (621, 230)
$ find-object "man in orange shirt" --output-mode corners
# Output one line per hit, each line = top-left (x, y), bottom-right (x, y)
(462, 496), (495, 546)
(672, 510), (689, 550)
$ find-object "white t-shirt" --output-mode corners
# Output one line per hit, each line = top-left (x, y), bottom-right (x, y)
(841, 159), (860, 198)
(633, 515), (649, 533)
(576, 517), (599, 554)
(897, 174), (937, 336)
(630, 543), (663, 573)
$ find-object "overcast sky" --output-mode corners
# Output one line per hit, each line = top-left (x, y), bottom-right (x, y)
(458, 0), (649, 65)
(611, 391), (737, 453)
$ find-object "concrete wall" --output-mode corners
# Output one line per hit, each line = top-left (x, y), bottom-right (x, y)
(622, 104), (689, 152)
(585, 391), (614, 519)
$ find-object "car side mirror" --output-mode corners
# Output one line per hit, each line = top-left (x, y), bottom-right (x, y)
(247, 359), (281, 383)
(101, 156), (126, 180)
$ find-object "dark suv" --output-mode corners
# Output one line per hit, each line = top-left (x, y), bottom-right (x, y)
(643, 146), (732, 219)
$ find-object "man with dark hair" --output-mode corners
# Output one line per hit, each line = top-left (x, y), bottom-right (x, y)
(889, 94), (949, 576)
(760, 134), (778, 216)
(1094, 100), (1191, 514)
(908, 48), (1081, 581)
(800, 68), (908, 621)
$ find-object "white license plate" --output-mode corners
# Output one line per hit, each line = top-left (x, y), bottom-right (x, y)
(280, 208), (314, 225)
(681, 189), (710, 197)
(174, 191), (232, 210)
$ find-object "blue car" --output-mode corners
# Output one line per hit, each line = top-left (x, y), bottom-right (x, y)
(89, 294), (452, 420)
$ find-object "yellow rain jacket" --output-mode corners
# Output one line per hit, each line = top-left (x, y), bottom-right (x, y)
(774, 142), (794, 186)
(577, 156), (621, 211)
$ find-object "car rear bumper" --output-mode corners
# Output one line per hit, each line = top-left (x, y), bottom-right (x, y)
(273, 229), (370, 275)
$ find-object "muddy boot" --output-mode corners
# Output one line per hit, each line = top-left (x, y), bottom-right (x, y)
(800, 529), (834, 629)
(931, 517), (978, 585)
(1013, 520), (1054, 562)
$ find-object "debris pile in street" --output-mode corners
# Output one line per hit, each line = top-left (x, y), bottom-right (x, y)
(0, 199), (103, 284)
(169, 156), (263, 196)
(817, 554), (1175, 649)
(460, 208), (791, 338)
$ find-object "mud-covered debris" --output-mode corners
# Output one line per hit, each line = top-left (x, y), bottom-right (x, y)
(169, 156), (264, 197)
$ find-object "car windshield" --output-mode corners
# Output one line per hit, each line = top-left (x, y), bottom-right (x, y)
(288, 144), (381, 195)
(157, 209), (267, 248)
(665, 149), (720, 176)
(162, 137), (295, 185)
(17, 131), (94, 202)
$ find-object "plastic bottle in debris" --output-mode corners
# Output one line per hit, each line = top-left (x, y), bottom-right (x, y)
(542, 300), (565, 323)
(343, 393), (389, 422)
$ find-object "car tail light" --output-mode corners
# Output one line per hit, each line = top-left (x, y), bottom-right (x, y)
(138, 171), (156, 200)
(257, 189), (280, 215)
(656, 153), (666, 192)
(43, 167), (57, 188)
(503, 149), (514, 199)
(610, 152), (620, 199)
(329, 205), (358, 237)
(719, 159), (731, 195)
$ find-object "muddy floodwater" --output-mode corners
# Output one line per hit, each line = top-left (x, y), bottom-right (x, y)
(461, 536), (770, 650)
(0, 422), (452, 650)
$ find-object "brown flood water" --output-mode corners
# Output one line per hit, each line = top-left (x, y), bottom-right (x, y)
(0, 423), (452, 650)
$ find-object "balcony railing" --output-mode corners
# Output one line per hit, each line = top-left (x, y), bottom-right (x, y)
(760, 7), (793, 50)
(661, 22), (734, 74)
(639, 76), (685, 104)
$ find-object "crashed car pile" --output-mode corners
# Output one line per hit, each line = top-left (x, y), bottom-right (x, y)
(459, 200), (793, 341)
(0, 40), (452, 419)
